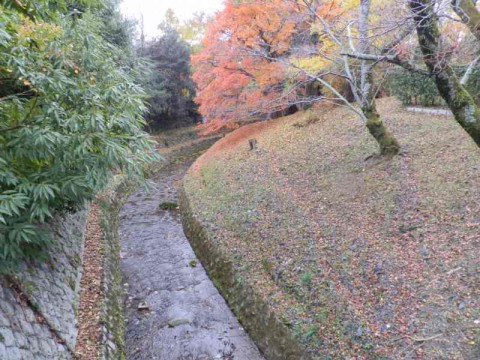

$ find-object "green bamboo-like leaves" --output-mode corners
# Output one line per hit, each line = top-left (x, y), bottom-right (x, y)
(0, 4), (159, 272)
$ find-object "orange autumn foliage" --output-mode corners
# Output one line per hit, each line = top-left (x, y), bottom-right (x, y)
(192, 0), (344, 134)
(192, 0), (298, 133)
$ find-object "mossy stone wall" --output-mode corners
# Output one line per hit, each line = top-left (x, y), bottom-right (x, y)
(179, 187), (309, 360)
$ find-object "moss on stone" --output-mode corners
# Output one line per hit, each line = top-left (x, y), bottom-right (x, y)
(179, 187), (308, 360)
(159, 202), (178, 210)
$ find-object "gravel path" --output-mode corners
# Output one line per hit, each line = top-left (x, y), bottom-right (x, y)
(119, 158), (263, 360)
(405, 106), (451, 115)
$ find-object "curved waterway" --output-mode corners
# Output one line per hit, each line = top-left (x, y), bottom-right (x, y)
(119, 153), (264, 360)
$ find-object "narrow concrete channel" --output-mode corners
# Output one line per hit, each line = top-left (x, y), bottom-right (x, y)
(119, 155), (264, 360)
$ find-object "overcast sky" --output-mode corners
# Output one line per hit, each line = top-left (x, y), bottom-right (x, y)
(120, 0), (224, 39)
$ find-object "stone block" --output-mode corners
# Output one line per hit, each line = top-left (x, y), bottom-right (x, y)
(0, 311), (10, 327)
(19, 320), (33, 335)
(20, 349), (35, 360)
(0, 327), (15, 347)
(14, 332), (28, 349)
(0, 342), (6, 358)
(4, 346), (21, 359)
(39, 338), (54, 357)
(27, 336), (39, 353)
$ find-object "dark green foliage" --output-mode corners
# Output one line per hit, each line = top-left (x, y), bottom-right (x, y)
(0, 3), (158, 273)
(387, 68), (443, 106)
(159, 202), (178, 210)
(143, 26), (197, 129)
(188, 259), (197, 267)
(97, 0), (135, 59)
(388, 66), (480, 107)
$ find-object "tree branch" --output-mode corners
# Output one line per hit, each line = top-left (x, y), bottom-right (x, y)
(341, 51), (431, 76)
(379, 26), (415, 54)
(451, 0), (480, 42)
(0, 125), (24, 133)
(461, 54), (480, 84)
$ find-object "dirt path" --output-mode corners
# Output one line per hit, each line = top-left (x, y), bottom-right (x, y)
(119, 156), (263, 360)
(405, 106), (451, 115)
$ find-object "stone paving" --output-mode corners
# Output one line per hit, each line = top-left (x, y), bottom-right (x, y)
(119, 158), (264, 360)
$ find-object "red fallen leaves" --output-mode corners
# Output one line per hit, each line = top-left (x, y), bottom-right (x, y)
(185, 99), (480, 357)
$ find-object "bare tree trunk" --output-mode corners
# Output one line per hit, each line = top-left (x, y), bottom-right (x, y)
(359, 0), (400, 155)
(410, 0), (480, 146)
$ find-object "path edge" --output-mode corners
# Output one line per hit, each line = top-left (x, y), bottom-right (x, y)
(97, 176), (135, 360)
(179, 185), (309, 360)
(91, 134), (223, 359)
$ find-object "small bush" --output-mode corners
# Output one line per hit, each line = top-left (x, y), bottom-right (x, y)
(386, 65), (480, 107)
(387, 68), (443, 106)
(301, 271), (312, 286)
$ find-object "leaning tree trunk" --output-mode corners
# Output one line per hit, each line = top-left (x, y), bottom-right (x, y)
(365, 109), (400, 156)
(359, 0), (400, 155)
(363, 100), (400, 156)
(410, 0), (480, 146)
(451, 0), (480, 42)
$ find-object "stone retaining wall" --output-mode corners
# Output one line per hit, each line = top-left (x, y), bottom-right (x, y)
(0, 208), (89, 359)
(0, 185), (131, 360)
(179, 187), (308, 360)
(0, 134), (224, 360)
(97, 177), (134, 360)
(0, 196), (129, 360)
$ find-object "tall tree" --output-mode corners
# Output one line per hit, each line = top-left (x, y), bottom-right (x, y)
(176, 12), (212, 54)
(285, 0), (402, 155)
(353, 0), (400, 154)
(452, 0), (480, 42)
(98, 0), (136, 55)
(409, 0), (480, 145)
(144, 22), (196, 129)
(341, 0), (480, 147)
(192, 0), (301, 132)
(193, 0), (401, 154)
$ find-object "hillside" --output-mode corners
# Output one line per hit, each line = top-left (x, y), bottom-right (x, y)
(182, 98), (480, 359)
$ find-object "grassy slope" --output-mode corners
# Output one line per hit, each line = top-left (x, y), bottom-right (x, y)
(183, 99), (480, 359)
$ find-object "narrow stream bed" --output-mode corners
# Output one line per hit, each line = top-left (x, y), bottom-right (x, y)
(119, 156), (264, 360)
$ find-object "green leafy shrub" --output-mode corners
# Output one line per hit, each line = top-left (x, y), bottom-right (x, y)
(387, 68), (443, 106)
(0, 4), (158, 272)
(387, 66), (480, 107)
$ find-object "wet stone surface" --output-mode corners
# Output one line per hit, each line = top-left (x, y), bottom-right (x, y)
(119, 159), (263, 360)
